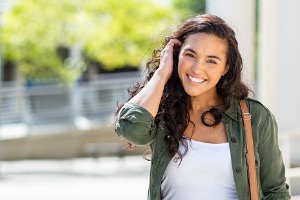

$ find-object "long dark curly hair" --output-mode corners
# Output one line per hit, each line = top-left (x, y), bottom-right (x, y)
(116, 14), (251, 157)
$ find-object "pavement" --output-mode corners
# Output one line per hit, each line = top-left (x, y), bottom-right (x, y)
(0, 156), (150, 200)
(0, 156), (299, 200)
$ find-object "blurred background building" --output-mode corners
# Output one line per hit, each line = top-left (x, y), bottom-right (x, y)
(0, 0), (300, 199)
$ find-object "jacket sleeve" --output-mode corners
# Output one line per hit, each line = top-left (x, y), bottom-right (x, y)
(258, 111), (291, 199)
(115, 102), (157, 145)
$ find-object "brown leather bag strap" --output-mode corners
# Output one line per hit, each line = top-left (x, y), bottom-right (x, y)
(240, 99), (258, 200)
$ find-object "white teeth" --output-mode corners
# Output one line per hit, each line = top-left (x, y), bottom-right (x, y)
(188, 75), (205, 83)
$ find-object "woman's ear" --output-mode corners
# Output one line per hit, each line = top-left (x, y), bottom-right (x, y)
(222, 65), (229, 76)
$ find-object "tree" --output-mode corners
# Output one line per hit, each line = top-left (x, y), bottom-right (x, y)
(82, 0), (177, 69)
(172, 0), (206, 16)
(1, 0), (177, 82)
(2, 0), (79, 82)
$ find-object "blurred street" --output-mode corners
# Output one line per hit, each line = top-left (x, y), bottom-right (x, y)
(0, 156), (150, 200)
(1, 156), (299, 200)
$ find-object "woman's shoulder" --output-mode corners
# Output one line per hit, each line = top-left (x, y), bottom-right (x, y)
(244, 98), (278, 139)
(244, 97), (274, 118)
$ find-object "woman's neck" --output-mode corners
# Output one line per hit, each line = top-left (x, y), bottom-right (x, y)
(189, 93), (222, 114)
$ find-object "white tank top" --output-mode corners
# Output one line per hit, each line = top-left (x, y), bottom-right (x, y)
(161, 138), (239, 200)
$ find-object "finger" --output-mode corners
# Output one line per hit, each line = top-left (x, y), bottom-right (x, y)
(160, 50), (166, 58)
(166, 39), (182, 49)
(163, 39), (182, 53)
(160, 39), (182, 59)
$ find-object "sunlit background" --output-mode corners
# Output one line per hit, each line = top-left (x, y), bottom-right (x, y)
(0, 0), (299, 199)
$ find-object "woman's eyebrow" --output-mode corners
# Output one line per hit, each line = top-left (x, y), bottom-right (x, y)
(207, 55), (222, 61)
(184, 48), (222, 61)
(184, 48), (197, 54)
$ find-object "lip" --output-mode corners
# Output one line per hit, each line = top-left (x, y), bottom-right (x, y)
(187, 74), (207, 83)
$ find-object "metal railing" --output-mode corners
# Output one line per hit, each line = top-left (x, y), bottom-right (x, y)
(0, 72), (139, 137)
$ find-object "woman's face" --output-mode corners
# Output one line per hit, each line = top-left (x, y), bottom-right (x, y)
(178, 33), (228, 98)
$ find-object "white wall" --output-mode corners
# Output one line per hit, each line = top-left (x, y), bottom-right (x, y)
(258, 0), (300, 131)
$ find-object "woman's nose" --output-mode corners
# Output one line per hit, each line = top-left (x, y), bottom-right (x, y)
(191, 60), (204, 74)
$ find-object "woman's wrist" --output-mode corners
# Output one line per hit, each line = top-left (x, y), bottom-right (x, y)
(153, 68), (171, 84)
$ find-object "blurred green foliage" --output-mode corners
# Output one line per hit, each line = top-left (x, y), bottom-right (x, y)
(172, 0), (206, 16)
(1, 0), (178, 82)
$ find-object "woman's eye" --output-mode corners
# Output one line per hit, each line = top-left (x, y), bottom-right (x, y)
(185, 53), (194, 57)
(207, 60), (217, 64)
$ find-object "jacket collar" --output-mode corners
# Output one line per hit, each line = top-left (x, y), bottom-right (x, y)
(223, 99), (240, 121)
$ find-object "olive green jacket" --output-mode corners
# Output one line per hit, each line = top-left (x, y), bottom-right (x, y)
(115, 98), (291, 200)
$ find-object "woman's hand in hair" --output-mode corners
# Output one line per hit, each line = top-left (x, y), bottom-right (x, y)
(156, 39), (182, 82)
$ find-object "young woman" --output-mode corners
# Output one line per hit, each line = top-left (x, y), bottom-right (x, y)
(115, 14), (291, 200)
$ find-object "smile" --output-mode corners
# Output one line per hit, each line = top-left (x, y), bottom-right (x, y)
(187, 74), (206, 83)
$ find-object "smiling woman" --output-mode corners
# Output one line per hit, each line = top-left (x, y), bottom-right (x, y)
(178, 33), (228, 99)
(115, 14), (291, 200)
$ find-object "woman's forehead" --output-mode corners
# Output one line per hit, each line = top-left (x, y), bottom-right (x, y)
(182, 33), (228, 56)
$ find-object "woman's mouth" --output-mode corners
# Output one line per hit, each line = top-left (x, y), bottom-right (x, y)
(187, 74), (206, 83)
